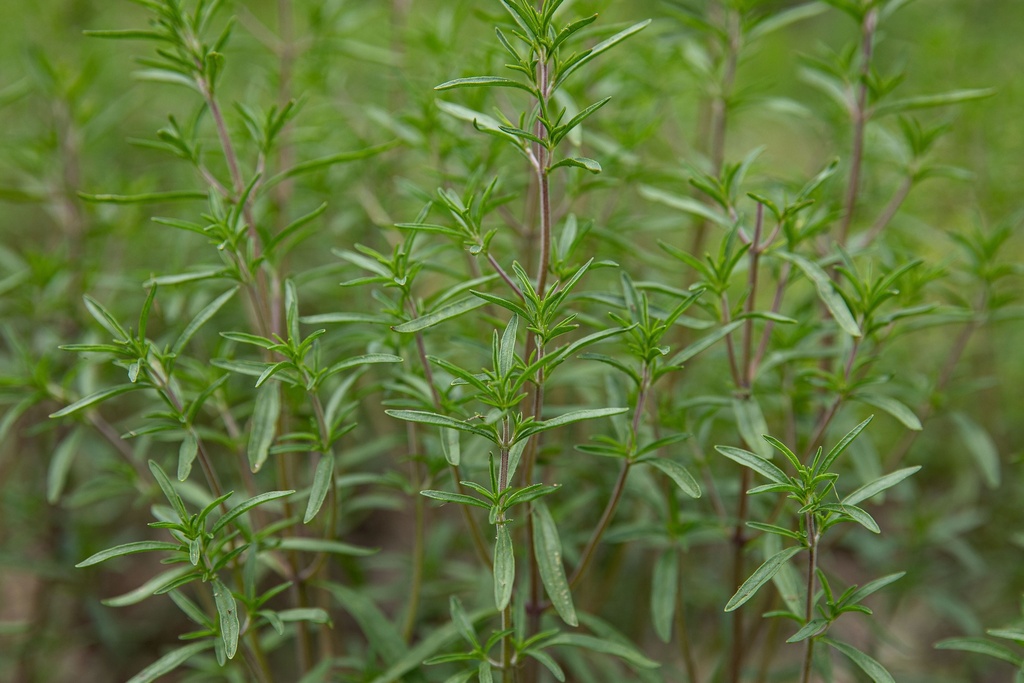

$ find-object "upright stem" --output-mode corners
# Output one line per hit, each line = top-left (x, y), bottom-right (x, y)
(694, 3), (740, 257)
(799, 515), (819, 683)
(836, 8), (878, 247)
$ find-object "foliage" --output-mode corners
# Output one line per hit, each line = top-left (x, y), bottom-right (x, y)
(1, 0), (1022, 681)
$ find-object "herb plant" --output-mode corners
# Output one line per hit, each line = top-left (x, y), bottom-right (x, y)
(1, 0), (1022, 682)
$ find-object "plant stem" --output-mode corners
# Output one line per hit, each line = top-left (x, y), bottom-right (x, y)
(799, 515), (819, 683)
(836, 8), (879, 247)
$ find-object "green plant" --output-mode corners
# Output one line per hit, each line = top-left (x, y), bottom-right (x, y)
(1, 0), (1022, 682)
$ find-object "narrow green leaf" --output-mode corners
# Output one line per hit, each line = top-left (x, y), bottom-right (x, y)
(268, 140), (399, 186)
(47, 428), (83, 504)
(144, 268), (225, 287)
(83, 295), (128, 339)
(667, 321), (743, 366)
(639, 185), (732, 227)
(846, 572), (905, 605)
(149, 460), (188, 520)
(839, 504), (880, 533)
(248, 384), (280, 473)
(777, 252), (861, 337)
(103, 566), (196, 607)
(386, 410), (494, 440)
(843, 466), (920, 506)
(304, 453), (335, 523)
(873, 87), (996, 118)
(421, 489), (490, 509)
(951, 412), (1000, 488)
(76, 541), (183, 568)
(300, 312), (387, 325)
(78, 190), (207, 204)
(435, 76), (534, 94)
(278, 537), (377, 556)
(747, 521), (802, 541)
(935, 637), (1024, 666)
(854, 394), (922, 431)
(525, 649), (566, 682)
(440, 428), (460, 467)
(49, 383), (140, 418)
(748, 2), (828, 40)
(724, 546), (803, 611)
(549, 157), (602, 174)
(532, 502), (577, 626)
(556, 19), (652, 87)
(641, 458), (701, 498)
(818, 416), (873, 475)
(171, 287), (238, 355)
(499, 315), (518, 377)
(126, 641), (213, 683)
(715, 445), (789, 484)
(822, 637), (896, 683)
(211, 490), (294, 536)
(545, 633), (660, 669)
(450, 595), (479, 647)
(494, 524), (515, 610)
(787, 618), (829, 643)
(435, 100), (510, 138)
(212, 579), (238, 660)
(320, 582), (405, 665)
(733, 396), (773, 460)
(651, 550), (678, 643)
(177, 431), (199, 482)
(516, 407), (628, 441)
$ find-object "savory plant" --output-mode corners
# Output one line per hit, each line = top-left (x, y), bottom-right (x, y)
(0, 0), (1020, 682)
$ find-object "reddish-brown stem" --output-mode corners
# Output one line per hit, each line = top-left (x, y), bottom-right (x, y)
(837, 8), (879, 247)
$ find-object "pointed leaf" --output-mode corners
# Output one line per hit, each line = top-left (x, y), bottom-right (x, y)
(435, 76), (534, 94)
(212, 578), (238, 660)
(211, 490), (295, 536)
(843, 466), (920, 506)
(248, 384), (280, 473)
(822, 638), (896, 683)
(49, 383), (141, 418)
(76, 541), (183, 568)
(549, 157), (602, 174)
(47, 428), (83, 504)
(777, 252), (861, 337)
(951, 411), (1000, 488)
(172, 288), (238, 355)
(392, 297), (487, 333)
(177, 432), (199, 481)
(494, 523), (515, 610)
(278, 537), (377, 556)
(304, 453), (335, 523)
(724, 546), (803, 611)
(545, 633), (659, 669)
(126, 641), (213, 683)
(640, 458), (701, 498)
(715, 445), (788, 484)
(651, 550), (678, 643)
(854, 393), (921, 430)
(935, 637), (1023, 666)
(532, 502), (577, 626)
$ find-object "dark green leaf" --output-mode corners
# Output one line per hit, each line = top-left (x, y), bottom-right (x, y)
(49, 383), (141, 418)
(725, 546), (802, 611)
(651, 550), (678, 643)
(304, 453), (335, 523)
(822, 637), (896, 683)
(76, 541), (183, 568)
(532, 502), (577, 626)
(494, 524), (515, 610)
